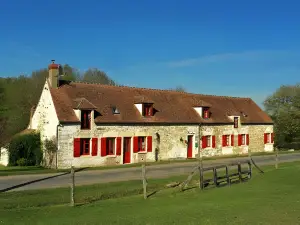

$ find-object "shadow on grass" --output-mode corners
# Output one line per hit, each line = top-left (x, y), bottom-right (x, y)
(0, 168), (86, 193)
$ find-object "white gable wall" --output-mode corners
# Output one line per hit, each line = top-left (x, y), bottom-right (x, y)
(30, 81), (59, 141)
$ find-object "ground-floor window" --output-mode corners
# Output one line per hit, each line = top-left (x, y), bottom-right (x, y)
(222, 135), (233, 147)
(264, 133), (274, 144)
(134, 136), (152, 153)
(74, 138), (90, 157)
(238, 134), (249, 146)
(106, 138), (115, 155)
(202, 135), (216, 148)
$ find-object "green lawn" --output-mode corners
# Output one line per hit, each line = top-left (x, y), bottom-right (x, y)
(0, 150), (298, 176)
(0, 162), (300, 225)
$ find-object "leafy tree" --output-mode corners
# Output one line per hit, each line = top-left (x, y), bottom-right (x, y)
(264, 84), (300, 149)
(60, 64), (80, 81)
(82, 68), (116, 85)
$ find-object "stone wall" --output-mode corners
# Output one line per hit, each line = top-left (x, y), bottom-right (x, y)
(55, 122), (274, 169)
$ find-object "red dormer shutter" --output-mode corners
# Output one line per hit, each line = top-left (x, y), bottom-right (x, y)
(202, 136), (207, 148)
(73, 138), (81, 157)
(91, 138), (98, 156)
(246, 134), (250, 145)
(116, 137), (122, 155)
(212, 135), (216, 148)
(231, 134), (234, 146)
(147, 136), (152, 152)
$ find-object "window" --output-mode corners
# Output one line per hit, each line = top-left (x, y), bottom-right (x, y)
(202, 107), (210, 119)
(222, 135), (234, 147)
(81, 110), (91, 129)
(106, 138), (115, 155)
(133, 136), (152, 153)
(80, 138), (90, 155)
(201, 135), (216, 148)
(264, 133), (274, 144)
(234, 117), (239, 128)
(138, 137), (146, 152)
(241, 134), (246, 145)
(238, 134), (249, 146)
(143, 104), (153, 116)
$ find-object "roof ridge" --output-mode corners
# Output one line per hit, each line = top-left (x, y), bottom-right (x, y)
(68, 80), (251, 100)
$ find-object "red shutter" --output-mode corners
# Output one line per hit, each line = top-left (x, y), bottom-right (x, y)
(133, 136), (139, 153)
(231, 134), (234, 146)
(238, 134), (242, 146)
(222, 135), (225, 147)
(271, 133), (274, 143)
(91, 138), (98, 156)
(116, 137), (122, 155)
(202, 136), (207, 148)
(73, 138), (81, 157)
(101, 138), (107, 156)
(246, 134), (249, 145)
(147, 136), (152, 152)
(264, 133), (268, 144)
(212, 135), (216, 148)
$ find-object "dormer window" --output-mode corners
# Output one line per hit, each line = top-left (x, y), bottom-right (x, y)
(112, 106), (120, 114)
(234, 117), (239, 128)
(143, 103), (153, 117)
(203, 107), (210, 119)
(81, 110), (91, 130)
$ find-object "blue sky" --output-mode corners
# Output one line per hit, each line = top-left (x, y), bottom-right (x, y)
(1, 0), (300, 107)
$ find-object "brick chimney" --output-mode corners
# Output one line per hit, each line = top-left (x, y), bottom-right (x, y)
(48, 60), (60, 88)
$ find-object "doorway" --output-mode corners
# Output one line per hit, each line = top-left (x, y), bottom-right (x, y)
(187, 135), (193, 158)
(123, 137), (131, 164)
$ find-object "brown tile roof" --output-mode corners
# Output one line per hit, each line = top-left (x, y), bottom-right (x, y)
(49, 81), (273, 124)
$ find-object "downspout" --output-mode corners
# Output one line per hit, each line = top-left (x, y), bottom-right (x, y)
(197, 123), (203, 189)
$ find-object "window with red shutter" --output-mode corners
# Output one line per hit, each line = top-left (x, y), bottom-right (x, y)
(116, 137), (122, 155)
(80, 138), (90, 155)
(91, 138), (98, 156)
(106, 138), (115, 155)
(212, 135), (216, 148)
(101, 138), (107, 156)
(81, 110), (91, 130)
(143, 104), (153, 116)
(222, 135), (226, 147)
(73, 138), (81, 157)
(147, 136), (152, 152)
(231, 135), (234, 146)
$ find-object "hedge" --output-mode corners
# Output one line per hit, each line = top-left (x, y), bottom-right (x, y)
(8, 132), (42, 166)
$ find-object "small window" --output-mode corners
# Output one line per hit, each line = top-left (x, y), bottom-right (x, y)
(143, 104), (153, 116)
(80, 138), (90, 156)
(112, 106), (120, 114)
(81, 110), (91, 130)
(206, 136), (211, 147)
(138, 136), (146, 152)
(203, 107), (210, 119)
(241, 134), (246, 145)
(106, 138), (115, 155)
(234, 117), (239, 128)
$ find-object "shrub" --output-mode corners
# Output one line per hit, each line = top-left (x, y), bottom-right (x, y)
(8, 132), (42, 166)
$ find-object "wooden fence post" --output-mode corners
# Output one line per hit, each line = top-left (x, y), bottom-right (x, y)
(142, 164), (147, 199)
(70, 166), (75, 207)
(275, 147), (279, 169)
(238, 162), (242, 183)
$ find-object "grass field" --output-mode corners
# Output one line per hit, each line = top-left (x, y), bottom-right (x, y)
(0, 161), (300, 225)
(0, 150), (298, 176)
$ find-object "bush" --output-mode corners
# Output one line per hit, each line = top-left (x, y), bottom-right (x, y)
(8, 132), (42, 166)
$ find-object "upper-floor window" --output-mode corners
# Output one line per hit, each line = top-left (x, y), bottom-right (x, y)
(234, 117), (239, 128)
(81, 110), (91, 130)
(203, 107), (210, 119)
(143, 103), (153, 117)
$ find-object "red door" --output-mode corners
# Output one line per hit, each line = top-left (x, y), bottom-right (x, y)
(187, 135), (193, 158)
(123, 137), (131, 164)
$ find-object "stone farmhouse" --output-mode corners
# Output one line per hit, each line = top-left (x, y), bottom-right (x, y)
(24, 61), (274, 169)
